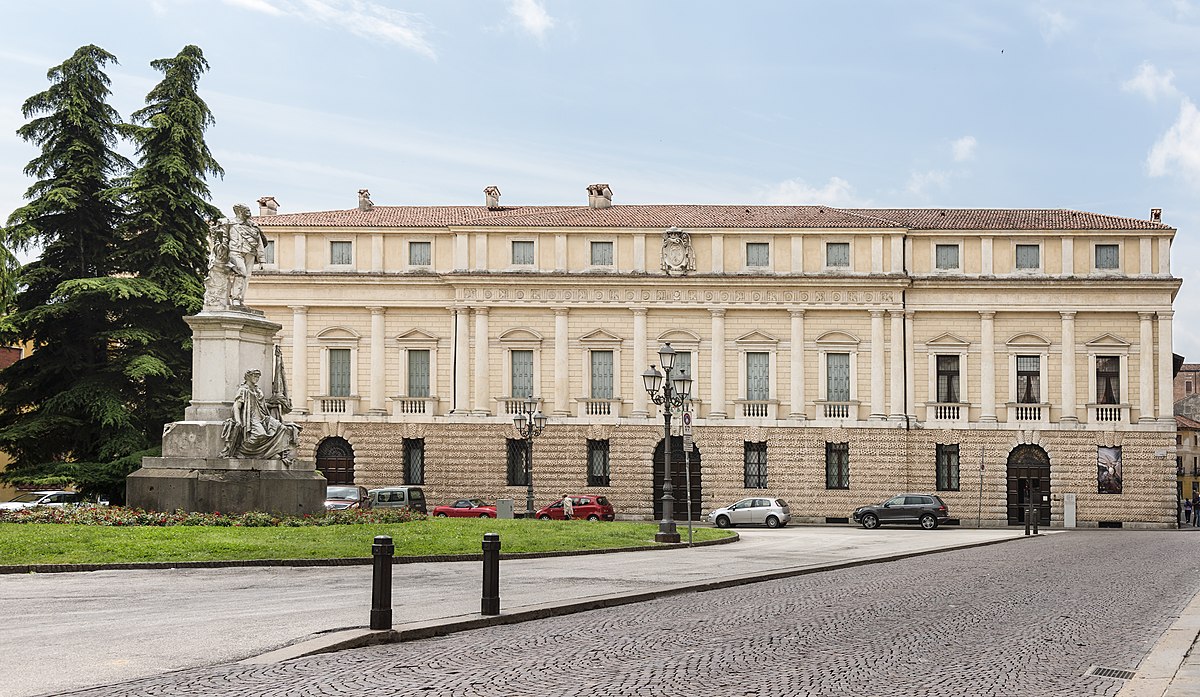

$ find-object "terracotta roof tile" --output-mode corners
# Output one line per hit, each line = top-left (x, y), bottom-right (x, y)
(1177, 414), (1200, 429)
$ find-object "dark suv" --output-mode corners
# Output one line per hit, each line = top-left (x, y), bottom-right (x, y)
(853, 494), (950, 530)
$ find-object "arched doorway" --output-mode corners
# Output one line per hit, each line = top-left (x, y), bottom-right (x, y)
(316, 437), (355, 485)
(653, 437), (702, 521)
(1006, 444), (1051, 526)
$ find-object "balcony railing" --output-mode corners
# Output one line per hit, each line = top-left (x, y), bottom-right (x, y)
(741, 401), (770, 418)
(821, 401), (853, 419)
(1008, 403), (1046, 422)
(315, 395), (361, 415)
(926, 403), (965, 422)
(578, 398), (619, 418)
(1088, 403), (1128, 424)
(392, 397), (437, 416)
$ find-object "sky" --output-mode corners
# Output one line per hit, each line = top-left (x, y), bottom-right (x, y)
(2, 1), (1200, 356)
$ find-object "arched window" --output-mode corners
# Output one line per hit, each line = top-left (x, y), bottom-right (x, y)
(316, 437), (355, 485)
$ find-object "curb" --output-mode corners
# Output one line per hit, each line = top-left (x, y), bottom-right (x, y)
(0, 531), (738, 575)
(240, 532), (1036, 665)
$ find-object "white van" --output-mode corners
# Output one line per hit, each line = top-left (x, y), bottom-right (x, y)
(367, 486), (427, 513)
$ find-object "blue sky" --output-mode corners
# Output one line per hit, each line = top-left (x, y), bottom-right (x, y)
(3, 1), (1200, 357)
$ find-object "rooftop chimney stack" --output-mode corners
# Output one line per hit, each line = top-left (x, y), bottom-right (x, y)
(358, 189), (374, 212)
(1151, 208), (1162, 223)
(484, 185), (502, 210)
(256, 196), (278, 216)
(587, 183), (613, 209)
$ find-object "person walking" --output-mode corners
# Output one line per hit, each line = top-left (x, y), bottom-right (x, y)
(561, 494), (574, 521)
(1185, 497), (1194, 527)
(1194, 494), (1200, 527)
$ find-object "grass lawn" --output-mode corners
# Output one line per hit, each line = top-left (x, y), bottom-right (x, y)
(0, 519), (734, 566)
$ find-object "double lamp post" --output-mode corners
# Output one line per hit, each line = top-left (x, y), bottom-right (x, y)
(512, 395), (546, 519)
(642, 342), (692, 544)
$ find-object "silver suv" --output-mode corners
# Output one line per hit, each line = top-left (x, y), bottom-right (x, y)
(853, 494), (950, 530)
(707, 497), (791, 528)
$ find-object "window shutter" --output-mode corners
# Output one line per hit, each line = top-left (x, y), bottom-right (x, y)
(827, 353), (850, 402)
(408, 350), (430, 397)
(591, 351), (613, 399)
(511, 350), (533, 398)
(746, 352), (769, 400)
(329, 349), (351, 397)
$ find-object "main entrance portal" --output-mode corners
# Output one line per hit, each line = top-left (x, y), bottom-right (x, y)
(653, 437), (702, 521)
(1006, 444), (1051, 526)
(316, 436), (355, 485)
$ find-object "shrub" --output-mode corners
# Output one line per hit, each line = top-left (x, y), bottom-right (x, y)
(0, 505), (425, 527)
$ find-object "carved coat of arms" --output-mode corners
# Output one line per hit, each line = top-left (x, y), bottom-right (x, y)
(661, 227), (696, 275)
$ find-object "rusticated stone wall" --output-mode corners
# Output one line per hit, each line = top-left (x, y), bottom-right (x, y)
(296, 422), (1176, 528)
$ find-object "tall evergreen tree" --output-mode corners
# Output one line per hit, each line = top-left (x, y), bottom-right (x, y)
(0, 45), (145, 498)
(119, 44), (223, 439)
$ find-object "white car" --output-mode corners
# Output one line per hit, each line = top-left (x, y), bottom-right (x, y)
(0, 490), (82, 511)
(707, 497), (791, 529)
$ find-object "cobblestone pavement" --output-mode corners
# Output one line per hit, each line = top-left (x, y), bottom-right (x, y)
(61, 531), (1200, 697)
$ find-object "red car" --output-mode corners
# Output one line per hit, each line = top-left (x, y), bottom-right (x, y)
(432, 498), (497, 518)
(535, 495), (615, 521)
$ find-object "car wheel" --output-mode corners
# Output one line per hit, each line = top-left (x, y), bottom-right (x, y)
(587, 514), (600, 521)
(478, 513), (491, 518)
(920, 513), (938, 530)
(434, 512), (448, 517)
(861, 513), (880, 529)
(715, 515), (732, 529)
(538, 514), (551, 520)
(765, 515), (780, 529)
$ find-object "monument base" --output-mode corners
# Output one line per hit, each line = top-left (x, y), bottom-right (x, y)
(127, 459), (325, 515)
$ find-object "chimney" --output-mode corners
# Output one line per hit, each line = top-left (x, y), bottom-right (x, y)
(256, 196), (278, 216)
(484, 185), (502, 210)
(358, 189), (374, 212)
(587, 183), (613, 209)
(1151, 208), (1162, 223)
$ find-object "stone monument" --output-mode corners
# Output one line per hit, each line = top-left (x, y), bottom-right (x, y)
(126, 205), (326, 514)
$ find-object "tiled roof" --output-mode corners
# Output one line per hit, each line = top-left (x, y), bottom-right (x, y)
(256, 205), (1171, 231)
(1177, 414), (1200, 429)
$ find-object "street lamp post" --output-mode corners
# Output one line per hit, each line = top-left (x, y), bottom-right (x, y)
(512, 396), (546, 519)
(643, 342), (693, 544)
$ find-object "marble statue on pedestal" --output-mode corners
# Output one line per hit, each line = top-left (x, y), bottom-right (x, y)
(221, 347), (301, 465)
(204, 203), (269, 311)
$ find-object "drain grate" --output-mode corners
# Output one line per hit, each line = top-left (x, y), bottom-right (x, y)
(1086, 666), (1137, 680)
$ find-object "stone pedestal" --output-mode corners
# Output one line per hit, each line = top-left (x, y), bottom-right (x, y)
(126, 310), (326, 515)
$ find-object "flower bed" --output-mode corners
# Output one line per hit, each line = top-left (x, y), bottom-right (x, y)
(0, 505), (424, 527)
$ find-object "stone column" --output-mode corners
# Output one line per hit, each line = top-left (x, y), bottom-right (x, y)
(709, 308), (727, 418)
(553, 307), (570, 416)
(290, 306), (309, 415)
(889, 310), (904, 419)
(1139, 311), (1156, 422)
(474, 306), (490, 415)
(632, 308), (649, 417)
(1059, 311), (1077, 423)
(789, 308), (805, 420)
(452, 306), (470, 413)
(870, 310), (886, 420)
(980, 311), (996, 423)
(1159, 310), (1175, 423)
(368, 306), (386, 415)
(904, 311), (916, 419)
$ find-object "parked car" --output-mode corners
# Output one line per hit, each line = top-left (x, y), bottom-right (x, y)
(324, 485), (369, 510)
(432, 498), (497, 518)
(535, 495), (615, 521)
(707, 497), (791, 528)
(0, 490), (81, 511)
(367, 486), (427, 514)
(853, 493), (951, 530)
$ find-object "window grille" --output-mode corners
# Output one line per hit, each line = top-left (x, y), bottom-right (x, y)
(825, 442), (849, 489)
(506, 439), (529, 486)
(403, 438), (425, 485)
(936, 443), (960, 491)
(588, 439), (610, 486)
(744, 441), (768, 488)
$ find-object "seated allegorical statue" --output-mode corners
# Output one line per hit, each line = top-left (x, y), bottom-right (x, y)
(221, 368), (301, 464)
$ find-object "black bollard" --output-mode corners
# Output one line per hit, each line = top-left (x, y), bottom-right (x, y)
(481, 532), (501, 616)
(370, 535), (394, 630)
(1023, 484), (1031, 536)
(1032, 493), (1040, 535)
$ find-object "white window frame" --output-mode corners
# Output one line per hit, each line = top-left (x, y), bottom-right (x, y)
(932, 240), (962, 273)
(499, 329), (543, 404)
(824, 239), (852, 270)
(588, 239), (616, 269)
(1085, 334), (1131, 423)
(509, 237), (537, 269)
(317, 327), (361, 402)
(657, 330), (702, 407)
(1013, 241), (1043, 274)
(1005, 334), (1051, 422)
(328, 239), (354, 268)
(815, 331), (860, 421)
(578, 330), (623, 418)
(394, 329), (441, 417)
(734, 333), (779, 419)
(924, 335), (970, 424)
(255, 238), (277, 270)
(407, 238), (433, 269)
(1093, 242), (1122, 274)
(743, 240), (772, 272)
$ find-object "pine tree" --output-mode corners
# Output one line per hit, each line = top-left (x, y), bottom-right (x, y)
(119, 44), (223, 441)
(0, 45), (144, 498)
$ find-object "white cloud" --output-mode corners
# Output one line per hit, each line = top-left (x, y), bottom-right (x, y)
(508, 0), (555, 39)
(906, 170), (950, 197)
(759, 177), (863, 206)
(1148, 97), (1200, 181)
(1036, 8), (1072, 43)
(952, 136), (977, 162)
(215, 0), (435, 57)
(221, 0), (285, 15)
(1122, 62), (1180, 102)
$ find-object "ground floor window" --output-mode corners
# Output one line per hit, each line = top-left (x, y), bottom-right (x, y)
(936, 443), (960, 491)
(403, 438), (425, 485)
(587, 439), (610, 486)
(744, 441), (767, 488)
(506, 438), (529, 486)
(825, 442), (849, 489)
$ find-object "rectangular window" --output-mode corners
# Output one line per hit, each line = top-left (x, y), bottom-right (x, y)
(1017, 355), (1040, 403)
(329, 348), (351, 397)
(826, 352), (850, 402)
(403, 438), (425, 485)
(331, 241), (353, 265)
(512, 240), (535, 265)
(746, 352), (769, 400)
(673, 351), (692, 383)
(744, 441), (768, 489)
(935, 244), (959, 270)
(506, 438), (529, 486)
(937, 355), (960, 403)
(590, 350), (613, 399)
(409, 241), (431, 266)
(746, 242), (770, 267)
(407, 350), (430, 398)
(511, 350), (533, 398)
(1015, 244), (1040, 270)
(1096, 355), (1120, 404)
(825, 442), (849, 489)
(1187, 380), (1194, 394)
(1095, 244), (1119, 269)
(590, 241), (613, 266)
(587, 439), (610, 487)
(262, 240), (275, 265)
(826, 242), (850, 267)
(936, 443), (960, 491)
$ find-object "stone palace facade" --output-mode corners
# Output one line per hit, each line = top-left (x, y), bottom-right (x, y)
(244, 188), (1181, 527)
